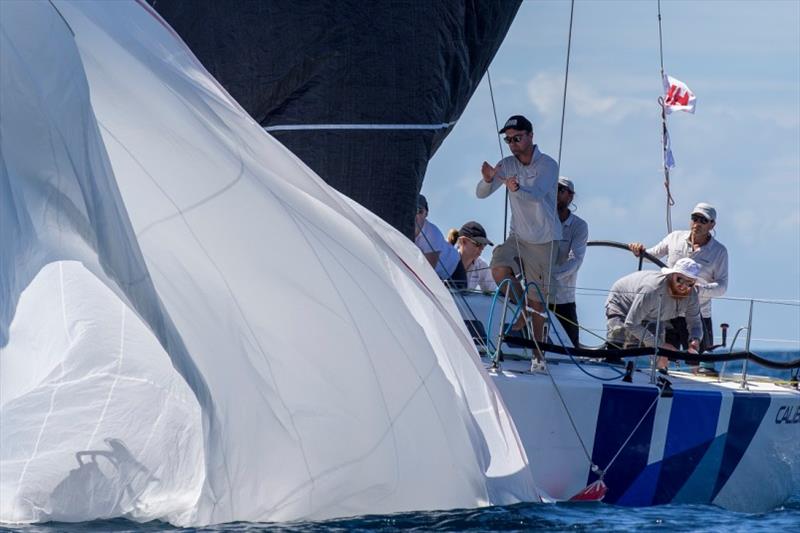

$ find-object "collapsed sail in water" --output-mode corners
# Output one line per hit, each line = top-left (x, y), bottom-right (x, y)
(0, 0), (538, 526)
(148, 0), (521, 236)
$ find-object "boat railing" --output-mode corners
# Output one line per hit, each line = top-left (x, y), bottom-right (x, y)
(456, 281), (799, 388)
(447, 240), (798, 387)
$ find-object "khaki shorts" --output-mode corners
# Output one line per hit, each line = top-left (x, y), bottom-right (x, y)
(490, 235), (559, 305)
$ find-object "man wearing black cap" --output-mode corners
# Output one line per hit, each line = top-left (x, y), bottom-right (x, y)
(477, 115), (561, 344)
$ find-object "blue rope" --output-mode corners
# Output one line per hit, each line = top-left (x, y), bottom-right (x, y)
(525, 281), (624, 381)
(487, 279), (534, 362)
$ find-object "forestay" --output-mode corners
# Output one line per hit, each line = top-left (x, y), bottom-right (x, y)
(0, 0), (538, 525)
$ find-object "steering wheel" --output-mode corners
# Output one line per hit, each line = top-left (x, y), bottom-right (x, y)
(586, 240), (666, 270)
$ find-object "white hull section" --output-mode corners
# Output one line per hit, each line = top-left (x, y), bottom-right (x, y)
(456, 289), (800, 512)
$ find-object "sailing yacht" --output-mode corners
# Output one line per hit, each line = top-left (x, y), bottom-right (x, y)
(0, 0), (797, 527)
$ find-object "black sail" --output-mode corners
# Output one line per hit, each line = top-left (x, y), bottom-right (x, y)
(149, 0), (520, 236)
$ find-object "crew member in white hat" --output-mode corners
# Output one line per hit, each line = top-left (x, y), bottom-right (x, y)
(606, 257), (703, 370)
(628, 203), (728, 373)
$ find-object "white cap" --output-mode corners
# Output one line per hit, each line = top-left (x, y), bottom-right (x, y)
(691, 202), (716, 221)
(558, 176), (575, 193)
(661, 257), (702, 280)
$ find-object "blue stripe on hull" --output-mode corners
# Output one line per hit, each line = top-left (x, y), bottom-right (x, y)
(652, 390), (721, 504)
(616, 462), (661, 506)
(711, 393), (771, 500)
(592, 385), (772, 507)
(672, 434), (727, 503)
(588, 384), (659, 503)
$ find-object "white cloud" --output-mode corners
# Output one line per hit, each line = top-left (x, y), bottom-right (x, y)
(526, 72), (654, 124)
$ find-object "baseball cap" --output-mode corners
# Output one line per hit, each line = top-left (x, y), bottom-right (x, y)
(691, 202), (716, 222)
(459, 221), (494, 246)
(417, 194), (428, 211)
(498, 115), (533, 134)
(558, 176), (575, 193)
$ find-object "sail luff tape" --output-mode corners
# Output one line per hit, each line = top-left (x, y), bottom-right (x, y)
(264, 122), (457, 132)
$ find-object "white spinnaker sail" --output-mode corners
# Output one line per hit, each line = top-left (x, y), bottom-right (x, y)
(0, 0), (538, 525)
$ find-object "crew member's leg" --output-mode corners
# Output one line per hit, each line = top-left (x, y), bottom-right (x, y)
(550, 302), (579, 347)
(697, 316), (717, 375)
(519, 240), (559, 345)
(490, 236), (525, 330)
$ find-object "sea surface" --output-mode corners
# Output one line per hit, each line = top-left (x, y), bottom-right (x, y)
(3, 350), (797, 533)
(3, 495), (799, 533)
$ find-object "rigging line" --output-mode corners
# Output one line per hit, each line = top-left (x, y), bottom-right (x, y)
(604, 392), (661, 474)
(657, 0), (674, 233)
(657, 0), (665, 74)
(486, 69), (509, 241)
(547, 0), (576, 317)
(557, 0), (575, 169)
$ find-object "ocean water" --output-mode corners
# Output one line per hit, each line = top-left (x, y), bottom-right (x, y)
(3, 495), (799, 533)
(3, 350), (797, 533)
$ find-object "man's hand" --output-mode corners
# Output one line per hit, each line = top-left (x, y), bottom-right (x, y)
(687, 338), (700, 354)
(505, 176), (520, 192)
(481, 161), (499, 183)
(628, 242), (646, 257)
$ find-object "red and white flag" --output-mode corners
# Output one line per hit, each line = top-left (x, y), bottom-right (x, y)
(662, 74), (696, 114)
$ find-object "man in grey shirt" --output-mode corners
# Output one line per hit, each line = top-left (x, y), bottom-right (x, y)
(629, 203), (728, 374)
(606, 258), (703, 370)
(477, 115), (561, 347)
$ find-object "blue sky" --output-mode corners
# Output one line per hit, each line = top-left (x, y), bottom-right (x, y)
(425, 0), (800, 350)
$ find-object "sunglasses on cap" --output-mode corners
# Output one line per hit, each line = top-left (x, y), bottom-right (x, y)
(468, 238), (486, 248)
(675, 275), (696, 288)
(503, 134), (525, 144)
(691, 214), (710, 224)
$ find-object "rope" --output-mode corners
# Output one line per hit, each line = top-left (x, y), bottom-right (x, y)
(657, 0), (674, 233)
(486, 69), (509, 241)
(603, 391), (662, 475)
(546, 0), (576, 320)
(557, 0), (575, 169)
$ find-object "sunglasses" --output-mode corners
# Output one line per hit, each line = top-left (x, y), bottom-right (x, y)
(691, 214), (710, 224)
(503, 134), (525, 144)
(675, 275), (696, 288)
(469, 238), (486, 248)
(558, 186), (573, 194)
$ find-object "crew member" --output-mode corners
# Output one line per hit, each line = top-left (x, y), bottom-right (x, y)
(476, 115), (561, 346)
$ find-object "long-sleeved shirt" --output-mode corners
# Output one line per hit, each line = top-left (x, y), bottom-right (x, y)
(646, 230), (728, 317)
(553, 213), (588, 304)
(605, 270), (702, 347)
(476, 146), (561, 244)
(414, 219), (460, 279)
(465, 255), (497, 292)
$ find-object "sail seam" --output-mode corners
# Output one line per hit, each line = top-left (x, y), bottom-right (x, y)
(264, 122), (456, 132)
